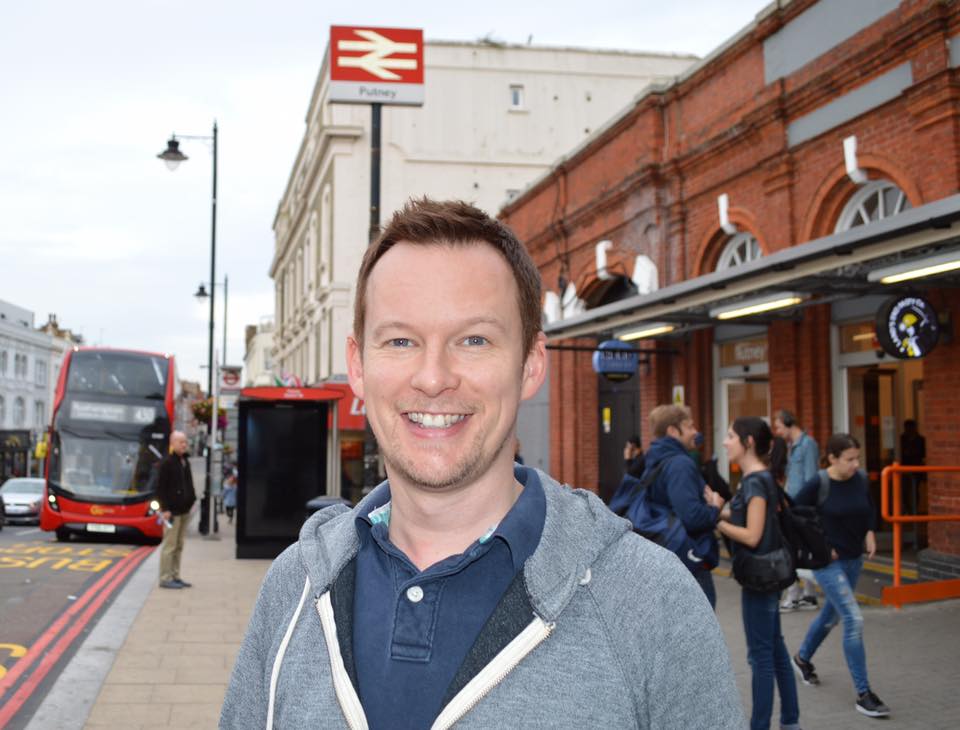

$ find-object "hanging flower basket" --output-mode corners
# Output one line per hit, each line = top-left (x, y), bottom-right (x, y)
(191, 398), (228, 430)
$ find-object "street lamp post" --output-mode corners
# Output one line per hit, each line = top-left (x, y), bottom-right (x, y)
(194, 275), (228, 365)
(158, 121), (219, 537)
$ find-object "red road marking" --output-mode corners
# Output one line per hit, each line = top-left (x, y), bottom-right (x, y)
(0, 545), (153, 726)
(0, 546), (143, 696)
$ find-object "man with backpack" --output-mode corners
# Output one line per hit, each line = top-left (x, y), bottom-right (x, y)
(774, 408), (821, 611)
(641, 405), (721, 608)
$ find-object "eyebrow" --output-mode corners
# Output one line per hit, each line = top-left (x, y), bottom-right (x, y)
(370, 316), (508, 340)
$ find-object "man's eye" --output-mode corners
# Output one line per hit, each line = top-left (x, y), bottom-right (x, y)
(387, 338), (413, 348)
(463, 336), (488, 346)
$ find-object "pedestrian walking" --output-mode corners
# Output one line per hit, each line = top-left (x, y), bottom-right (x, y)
(790, 433), (891, 719)
(222, 471), (237, 524)
(641, 405), (721, 608)
(774, 409), (820, 612)
(156, 431), (196, 589)
(221, 198), (745, 729)
(622, 434), (645, 479)
(709, 417), (800, 730)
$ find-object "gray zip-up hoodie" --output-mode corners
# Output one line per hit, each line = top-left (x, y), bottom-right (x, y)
(221, 471), (746, 729)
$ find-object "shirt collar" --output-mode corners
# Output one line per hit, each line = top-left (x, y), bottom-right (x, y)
(354, 465), (546, 573)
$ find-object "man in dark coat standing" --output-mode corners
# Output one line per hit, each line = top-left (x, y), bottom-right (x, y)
(157, 431), (196, 589)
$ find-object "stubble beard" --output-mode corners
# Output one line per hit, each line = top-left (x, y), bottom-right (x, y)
(381, 422), (514, 492)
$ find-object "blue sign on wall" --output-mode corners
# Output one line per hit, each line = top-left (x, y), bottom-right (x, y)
(592, 340), (639, 382)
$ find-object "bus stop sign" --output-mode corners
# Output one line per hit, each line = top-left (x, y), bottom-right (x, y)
(592, 340), (639, 382)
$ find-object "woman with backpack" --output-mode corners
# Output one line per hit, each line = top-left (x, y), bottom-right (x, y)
(790, 433), (890, 719)
(706, 417), (800, 730)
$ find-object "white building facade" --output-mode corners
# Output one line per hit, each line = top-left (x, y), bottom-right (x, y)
(270, 40), (696, 382)
(0, 303), (77, 478)
(0, 303), (74, 432)
(243, 317), (276, 387)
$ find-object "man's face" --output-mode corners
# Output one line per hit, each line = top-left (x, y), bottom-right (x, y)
(669, 419), (698, 451)
(772, 418), (788, 439)
(171, 434), (188, 455)
(347, 241), (546, 492)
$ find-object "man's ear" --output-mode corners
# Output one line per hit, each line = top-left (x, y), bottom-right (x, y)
(346, 334), (364, 399)
(520, 332), (547, 401)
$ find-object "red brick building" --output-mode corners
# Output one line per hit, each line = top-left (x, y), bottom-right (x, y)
(502, 0), (960, 578)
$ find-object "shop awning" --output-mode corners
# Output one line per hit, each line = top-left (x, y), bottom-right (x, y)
(544, 194), (960, 341)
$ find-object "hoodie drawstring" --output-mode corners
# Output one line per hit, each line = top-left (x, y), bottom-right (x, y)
(267, 576), (311, 729)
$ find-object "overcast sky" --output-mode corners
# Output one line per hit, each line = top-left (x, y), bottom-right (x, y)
(2, 0), (770, 385)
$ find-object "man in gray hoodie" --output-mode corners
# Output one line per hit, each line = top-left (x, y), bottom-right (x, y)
(221, 199), (745, 729)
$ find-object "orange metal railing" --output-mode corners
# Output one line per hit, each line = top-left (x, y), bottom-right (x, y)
(880, 464), (960, 608)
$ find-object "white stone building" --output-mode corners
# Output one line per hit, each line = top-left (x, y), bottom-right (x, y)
(270, 40), (697, 383)
(243, 317), (276, 387)
(0, 304), (79, 478)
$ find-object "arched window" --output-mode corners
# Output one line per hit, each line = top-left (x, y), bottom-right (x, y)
(13, 397), (25, 427)
(834, 180), (911, 233)
(0, 350), (7, 374)
(716, 232), (762, 271)
(0, 395), (5, 426)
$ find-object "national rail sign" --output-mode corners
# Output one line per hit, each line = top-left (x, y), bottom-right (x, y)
(328, 25), (424, 106)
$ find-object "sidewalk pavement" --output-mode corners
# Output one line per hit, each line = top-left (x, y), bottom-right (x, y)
(84, 516), (269, 730)
(33, 519), (959, 730)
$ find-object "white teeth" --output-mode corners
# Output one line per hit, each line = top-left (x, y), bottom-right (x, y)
(407, 412), (466, 429)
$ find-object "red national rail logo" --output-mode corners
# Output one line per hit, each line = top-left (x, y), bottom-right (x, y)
(328, 26), (424, 106)
(330, 26), (423, 83)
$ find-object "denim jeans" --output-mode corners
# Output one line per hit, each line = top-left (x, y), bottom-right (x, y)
(741, 589), (800, 730)
(693, 568), (717, 609)
(799, 557), (869, 694)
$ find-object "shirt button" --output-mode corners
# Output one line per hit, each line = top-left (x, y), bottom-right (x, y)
(406, 586), (424, 603)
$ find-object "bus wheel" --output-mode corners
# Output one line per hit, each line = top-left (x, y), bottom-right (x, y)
(55, 528), (70, 542)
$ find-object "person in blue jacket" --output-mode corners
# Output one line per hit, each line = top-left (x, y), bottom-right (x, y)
(643, 404), (720, 607)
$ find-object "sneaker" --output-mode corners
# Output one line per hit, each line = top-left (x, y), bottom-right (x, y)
(173, 578), (192, 588)
(856, 690), (891, 718)
(159, 580), (183, 589)
(797, 595), (819, 610)
(792, 654), (820, 686)
(780, 599), (800, 612)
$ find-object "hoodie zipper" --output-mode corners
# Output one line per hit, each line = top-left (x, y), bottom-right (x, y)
(316, 592), (369, 730)
(430, 616), (555, 730)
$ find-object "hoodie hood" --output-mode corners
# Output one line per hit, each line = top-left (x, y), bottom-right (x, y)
(293, 467), (631, 619)
(644, 436), (692, 471)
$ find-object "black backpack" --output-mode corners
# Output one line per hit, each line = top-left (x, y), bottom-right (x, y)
(777, 476), (832, 570)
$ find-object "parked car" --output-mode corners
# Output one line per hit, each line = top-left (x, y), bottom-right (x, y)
(0, 477), (45, 525)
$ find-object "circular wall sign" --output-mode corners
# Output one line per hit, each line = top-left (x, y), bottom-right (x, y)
(875, 296), (939, 359)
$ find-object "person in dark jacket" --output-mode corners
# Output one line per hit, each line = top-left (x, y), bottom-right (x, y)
(622, 435), (645, 479)
(156, 431), (196, 589)
(643, 404), (720, 607)
(791, 433), (890, 719)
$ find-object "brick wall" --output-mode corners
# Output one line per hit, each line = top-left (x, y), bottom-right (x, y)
(502, 0), (960, 564)
(922, 289), (960, 557)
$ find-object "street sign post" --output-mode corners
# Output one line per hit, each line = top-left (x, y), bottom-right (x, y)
(328, 24), (424, 490)
(329, 26), (424, 105)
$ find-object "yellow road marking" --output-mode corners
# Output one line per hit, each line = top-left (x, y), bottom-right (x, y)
(0, 644), (28, 680)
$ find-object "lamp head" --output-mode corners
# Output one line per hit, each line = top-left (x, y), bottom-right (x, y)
(194, 283), (209, 300)
(158, 137), (188, 171)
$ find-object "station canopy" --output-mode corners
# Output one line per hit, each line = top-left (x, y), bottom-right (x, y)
(545, 194), (960, 341)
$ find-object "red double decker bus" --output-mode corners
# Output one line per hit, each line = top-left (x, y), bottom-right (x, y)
(40, 347), (180, 542)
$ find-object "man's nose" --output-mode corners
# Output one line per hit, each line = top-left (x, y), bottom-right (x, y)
(409, 344), (460, 396)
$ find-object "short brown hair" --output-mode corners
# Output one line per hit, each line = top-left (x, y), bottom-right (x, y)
(353, 198), (543, 355)
(649, 404), (692, 439)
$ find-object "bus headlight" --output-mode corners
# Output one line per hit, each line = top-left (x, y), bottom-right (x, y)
(147, 499), (161, 515)
(47, 493), (60, 512)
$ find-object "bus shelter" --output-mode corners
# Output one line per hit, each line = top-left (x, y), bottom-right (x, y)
(236, 386), (343, 559)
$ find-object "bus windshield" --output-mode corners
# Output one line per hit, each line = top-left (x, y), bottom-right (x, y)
(49, 428), (163, 499)
(67, 350), (169, 400)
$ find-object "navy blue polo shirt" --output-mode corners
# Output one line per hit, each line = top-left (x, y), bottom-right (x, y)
(353, 466), (545, 730)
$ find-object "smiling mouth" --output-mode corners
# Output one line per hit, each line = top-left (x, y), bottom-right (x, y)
(406, 412), (468, 429)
